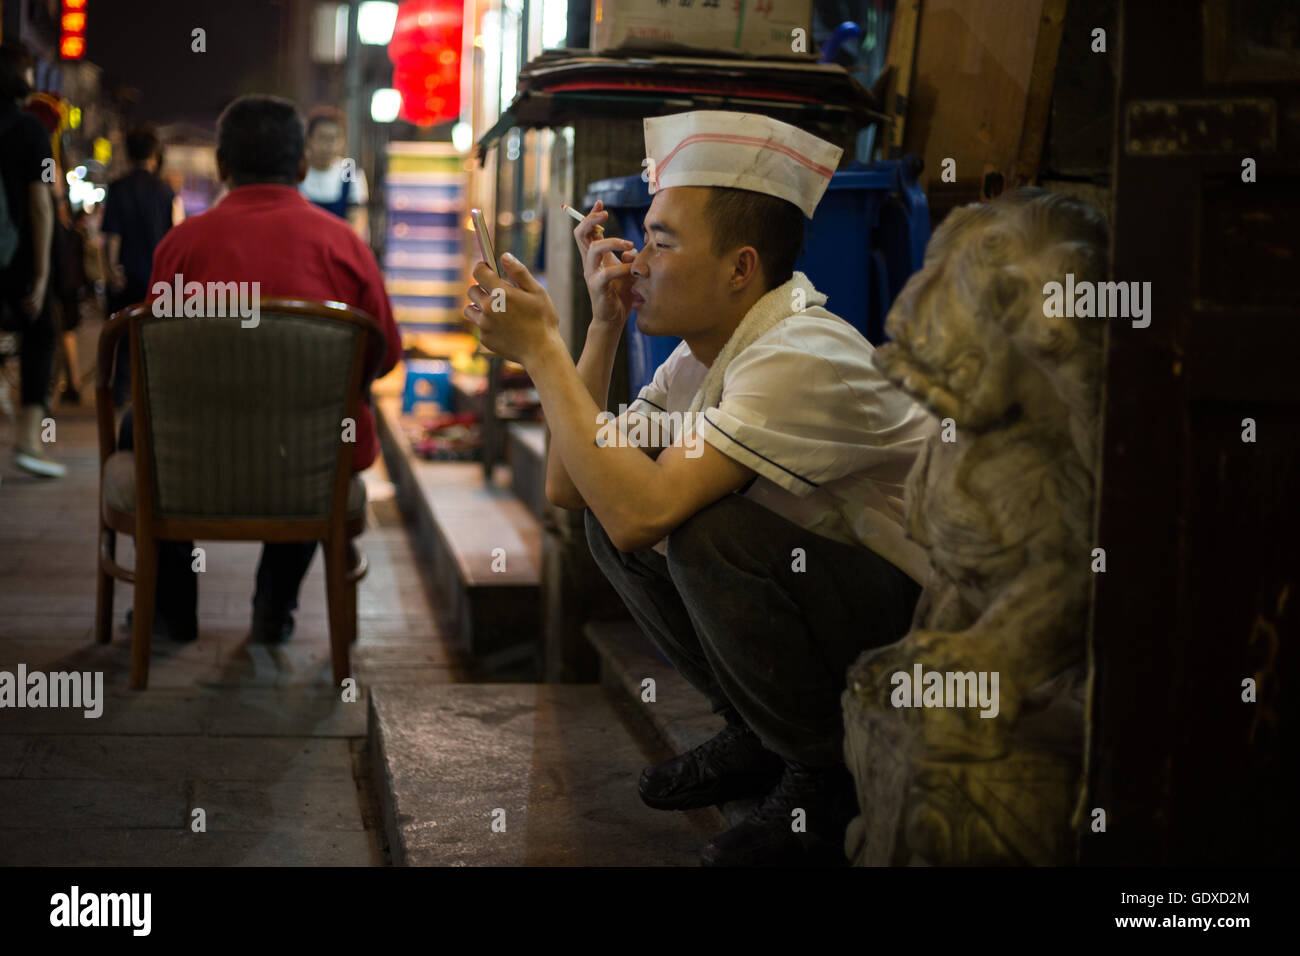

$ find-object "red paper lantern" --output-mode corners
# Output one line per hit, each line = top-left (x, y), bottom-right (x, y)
(388, 0), (463, 126)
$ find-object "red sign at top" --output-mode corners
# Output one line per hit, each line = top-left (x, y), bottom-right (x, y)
(60, 0), (87, 60)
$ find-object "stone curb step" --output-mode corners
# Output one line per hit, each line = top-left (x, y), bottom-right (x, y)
(368, 682), (723, 866)
(585, 619), (760, 827)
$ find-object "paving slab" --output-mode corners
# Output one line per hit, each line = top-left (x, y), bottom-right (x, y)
(0, 778), (188, 829)
(0, 735), (33, 776)
(190, 778), (367, 832)
(0, 686), (368, 738)
(17, 735), (355, 781)
(0, 689), (204, 736)
(0, 828), (381, 866)
(198, 687), (370, 737)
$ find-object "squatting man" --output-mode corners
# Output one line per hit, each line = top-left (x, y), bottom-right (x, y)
(463, 110), (932, 867)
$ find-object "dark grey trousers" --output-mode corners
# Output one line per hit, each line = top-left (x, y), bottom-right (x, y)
(585, 493), (921, 766)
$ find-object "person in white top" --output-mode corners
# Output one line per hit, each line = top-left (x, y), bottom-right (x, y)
(462, 110), (933, 867)
(299, 107), (369, 242)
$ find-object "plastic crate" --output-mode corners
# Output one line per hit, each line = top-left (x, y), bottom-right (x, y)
(583, 157), (929, 397)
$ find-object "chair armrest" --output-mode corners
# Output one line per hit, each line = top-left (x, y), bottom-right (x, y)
(95, 307), (134, 468)
(358, 316), (388, 389)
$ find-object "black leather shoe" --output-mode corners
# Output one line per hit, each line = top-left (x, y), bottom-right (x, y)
(125, 605), (198, 643)
(164, 613), (198, 643)
(700, 761), (857, 867)
(250, 613), (295, 645)
(638, 723), (785, 811)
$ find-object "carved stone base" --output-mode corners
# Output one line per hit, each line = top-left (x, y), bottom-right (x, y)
(843, 693), (921, 866)
(844, 664), (1086, 866)
(901, 748), (1081, 865)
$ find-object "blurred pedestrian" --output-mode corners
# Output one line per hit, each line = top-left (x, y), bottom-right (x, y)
(51, 192), (87, 405)
(80, 200), (106, 301)
(300, 106), (368, 242)
(158, 153), (187, 226)
(101, 124), (174, 409)
(0, 40), (64, 478)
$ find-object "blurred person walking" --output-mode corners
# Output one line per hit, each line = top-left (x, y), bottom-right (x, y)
(299, 106), (368, 242)
(0, 41), (64, 478)
(19, 96), (84, 406)
(101, 125), (175, 409)
(51, 194), (87, 405)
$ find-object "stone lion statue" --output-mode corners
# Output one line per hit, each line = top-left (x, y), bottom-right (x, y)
(843, 189), (1110, 865)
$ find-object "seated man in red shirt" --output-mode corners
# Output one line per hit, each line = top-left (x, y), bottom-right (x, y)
(122, 94), (400, 644)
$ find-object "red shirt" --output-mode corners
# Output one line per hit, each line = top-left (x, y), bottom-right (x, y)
(148, 184), (401, 470)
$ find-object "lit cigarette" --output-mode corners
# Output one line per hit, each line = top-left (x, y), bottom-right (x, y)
(561, 203), (586, 223)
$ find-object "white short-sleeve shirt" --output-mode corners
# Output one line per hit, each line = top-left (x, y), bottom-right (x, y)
(300, 158), (368, 206)
(629, 309), (934, 585)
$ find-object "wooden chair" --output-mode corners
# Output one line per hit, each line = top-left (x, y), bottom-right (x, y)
(95, 298), (385, 689)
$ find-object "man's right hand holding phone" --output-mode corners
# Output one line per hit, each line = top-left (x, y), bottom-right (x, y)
(574, 200), (638, 330)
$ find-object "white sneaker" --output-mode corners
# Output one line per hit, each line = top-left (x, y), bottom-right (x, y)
(14, 404), (67, 478)
(14, 447), (68, 478)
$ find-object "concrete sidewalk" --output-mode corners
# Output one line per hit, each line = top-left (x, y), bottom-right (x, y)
(1, 302), (728, 866)
(0, 403), (459, 865)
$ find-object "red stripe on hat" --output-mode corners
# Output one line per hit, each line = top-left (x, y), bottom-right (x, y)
(656, 133), (836, 181)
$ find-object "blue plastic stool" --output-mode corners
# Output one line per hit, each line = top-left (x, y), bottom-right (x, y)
(401, 359), (453, 413)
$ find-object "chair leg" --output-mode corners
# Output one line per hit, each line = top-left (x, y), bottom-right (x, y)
(130, 535), (157, 690)
(96, 527), (116, 644)
(347, 541), (360, 644)
(323, 536), (352, 687)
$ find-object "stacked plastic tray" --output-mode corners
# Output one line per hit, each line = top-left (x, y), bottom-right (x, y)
(384, 141), (469, 331)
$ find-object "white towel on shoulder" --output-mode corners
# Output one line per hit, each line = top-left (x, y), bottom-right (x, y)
(686, 271), (826, 416)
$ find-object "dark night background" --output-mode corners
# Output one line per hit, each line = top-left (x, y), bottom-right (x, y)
(87, 0), (289, 127)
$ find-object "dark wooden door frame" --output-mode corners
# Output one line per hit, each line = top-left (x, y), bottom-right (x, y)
(1085, 0), (1300, 864)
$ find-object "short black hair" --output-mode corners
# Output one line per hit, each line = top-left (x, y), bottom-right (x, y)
(125, 125), (160, 163)
(216, 94), (305, 186)
(0, 40), (34, 102)
(702, 187), (805, 292)
(306, 106), (344, 138)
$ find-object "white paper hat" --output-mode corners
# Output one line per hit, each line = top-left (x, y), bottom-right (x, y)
(643, 110), (843, 219)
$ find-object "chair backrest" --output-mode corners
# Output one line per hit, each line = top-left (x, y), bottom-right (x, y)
(129, 299), (379, 521)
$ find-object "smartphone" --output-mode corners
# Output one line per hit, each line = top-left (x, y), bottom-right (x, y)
(470, 208), (498, 275)
(469, 208), (499, 359)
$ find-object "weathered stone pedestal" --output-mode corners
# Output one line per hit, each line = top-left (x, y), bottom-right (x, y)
(844, 190), (1108, 866)
(844, 663), (1086, 865)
